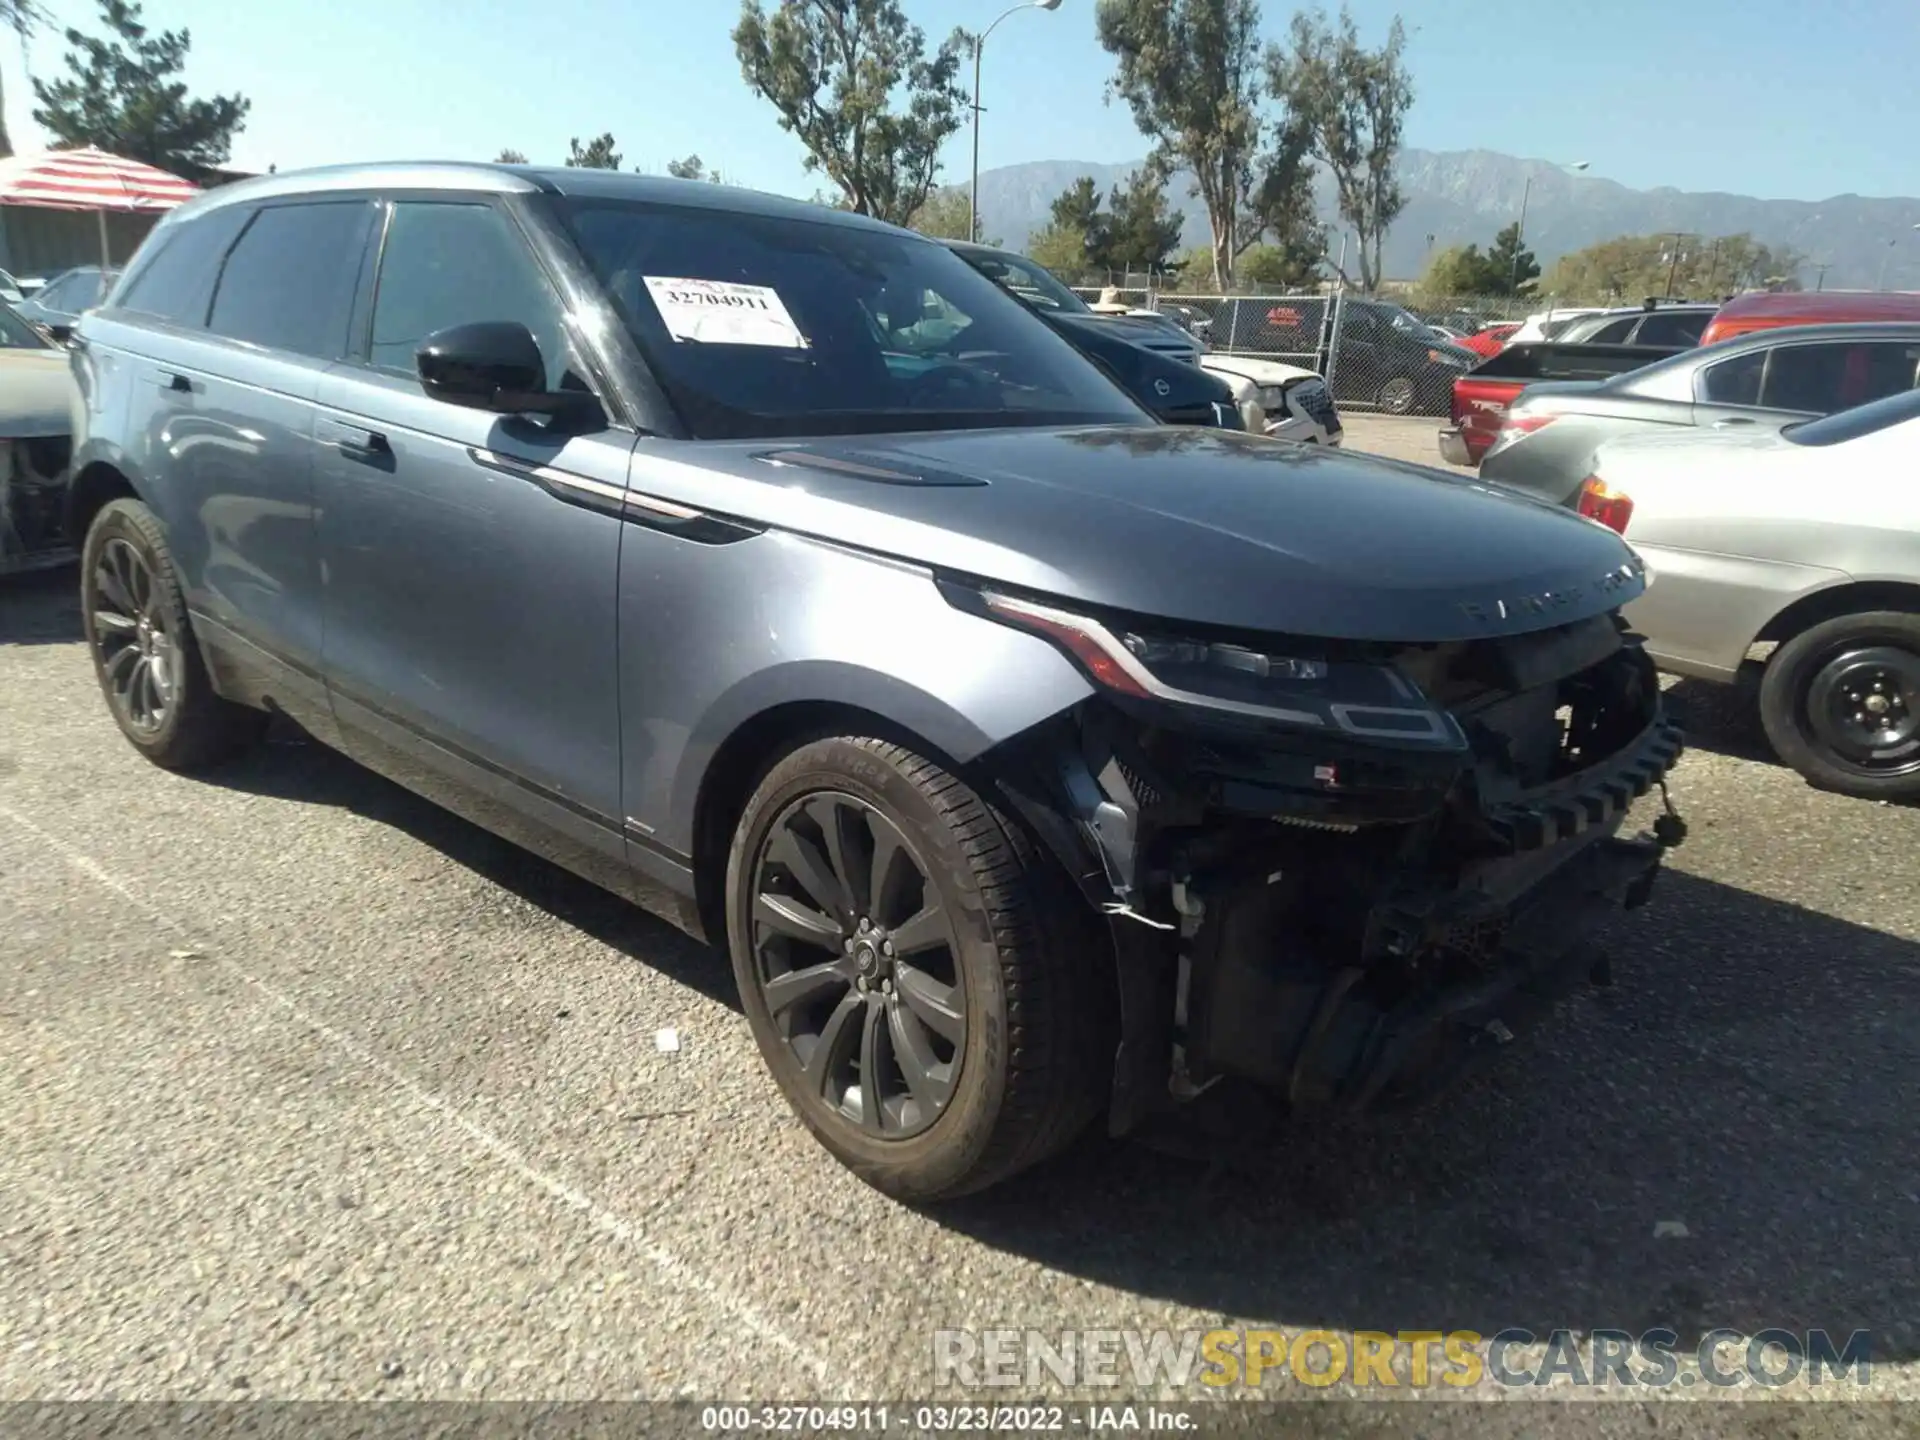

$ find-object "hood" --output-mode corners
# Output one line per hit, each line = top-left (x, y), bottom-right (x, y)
(1201, 354), (1319, 386)
(653, 425), (1648, 644)
(0, 351), (76, 438)
(1052, 310), (1199, 352)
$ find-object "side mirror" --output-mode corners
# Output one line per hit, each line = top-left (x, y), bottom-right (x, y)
(416, 321), (589, 419)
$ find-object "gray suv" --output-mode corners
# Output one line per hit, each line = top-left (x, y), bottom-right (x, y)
(67, 163), (1685, 1200)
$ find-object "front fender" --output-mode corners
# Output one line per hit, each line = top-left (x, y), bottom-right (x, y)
(617, 527), (1095, 856)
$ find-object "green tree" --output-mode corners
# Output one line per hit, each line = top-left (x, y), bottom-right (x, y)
(1026, 220), (1097, 283)
(29, 0), (250, 182)
(566, 133), (622, 169)
(1048, 175), (1112, 269)
(1539, 232), (1805, 303)
(1104, 164), (1185, 275)
(1419, 242), (1494, 296)
(0, 1), (47, 158)
(907, 185), (993, 243)
(1239, 118), (1324, 278)
(494, 148), (529, 164)
(732, 0), (968, 226)
(1237, 241), (1319, 290)
(1419, 223), (1538, 297)
(1267, 5), (1412, 291)
(1095, 0), (1273, 290)
(667, 154), (724, 183)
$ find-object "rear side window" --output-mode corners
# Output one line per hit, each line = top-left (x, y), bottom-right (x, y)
(114, 207), (251, 326)
(208, 201), (374, 359)
(1758, 341), (1920, 413)
(1632, 311), (1707, 346)
(1699, 350), (1763, 405)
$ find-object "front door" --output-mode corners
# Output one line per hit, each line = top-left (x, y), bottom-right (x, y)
(314, 197), (636, 886)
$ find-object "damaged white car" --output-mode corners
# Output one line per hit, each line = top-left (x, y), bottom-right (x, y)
(1199, 351), (1344, 446)
(0, 304), (77, 576)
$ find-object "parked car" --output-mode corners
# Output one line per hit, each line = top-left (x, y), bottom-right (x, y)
(943, 242), (1240, 429)
(1548, 301), (1718, 347)
(1578, 387), (1920, 800)
(1478, 323), (1920, 503)
(69, 162), (1685, 1199)
(950, 243), (1337, 441)
(0, 268), (27, 304)
(1321, 299), (1480, 414)
(1698, 289), (1920, 346)
(0, 303), (77, 575)
(14, 265), (119, 341)
(1458, 321), (1522, 360)
(1152, 300), (1215, 346)
(1441, 340), (1692, 466)
(1505, 307), (1611, 345)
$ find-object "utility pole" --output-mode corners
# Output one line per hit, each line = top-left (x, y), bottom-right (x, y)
(1812, 262), (1831, 293)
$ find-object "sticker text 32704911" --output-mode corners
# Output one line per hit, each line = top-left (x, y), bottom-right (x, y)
(642, 276), (810, 349)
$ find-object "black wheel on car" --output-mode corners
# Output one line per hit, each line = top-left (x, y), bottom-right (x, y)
(725, 735), (1112, 1201)
(80, 497), (266, 770)
(1376, 375), (1417, 414)
(1758, 611), (1920, 802)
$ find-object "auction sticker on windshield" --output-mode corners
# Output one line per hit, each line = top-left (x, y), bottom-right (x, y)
(643, 276), (809, 348)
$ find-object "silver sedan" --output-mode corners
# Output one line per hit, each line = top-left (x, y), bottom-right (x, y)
(1583, 388), (1920, 800)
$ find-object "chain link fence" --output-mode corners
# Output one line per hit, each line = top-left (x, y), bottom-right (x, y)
(1070, 286), (1581, 415)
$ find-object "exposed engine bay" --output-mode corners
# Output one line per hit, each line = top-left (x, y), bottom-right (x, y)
(0, 434), (75, 575)
(987, 605), (1687, 1132)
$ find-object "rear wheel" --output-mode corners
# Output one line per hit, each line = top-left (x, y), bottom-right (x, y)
(1376, 375), (1417, 414)
(80, 498), (265, 770)
(1758, 611), (1920, 801)
(725, 735), (1112, 1201)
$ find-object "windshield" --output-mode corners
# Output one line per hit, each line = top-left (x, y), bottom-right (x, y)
(1383, 306), (1443, 343)
(0, 304), (51, 350)
(1782, 386), (1920, 447)
(557, 200), (1143, 440)
(951, 247), (1091, 314)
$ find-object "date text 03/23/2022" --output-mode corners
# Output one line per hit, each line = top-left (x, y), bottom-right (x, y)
(699, 1405), (1194, 1433)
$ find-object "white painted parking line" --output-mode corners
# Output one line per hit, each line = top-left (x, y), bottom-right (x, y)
(0, 801), (838, 1391)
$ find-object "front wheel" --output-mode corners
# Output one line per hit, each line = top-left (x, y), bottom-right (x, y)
(725, 736), (1112, 1201)
(1758, 611), (1920, 801)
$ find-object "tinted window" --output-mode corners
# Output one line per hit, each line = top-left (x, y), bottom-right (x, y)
(955, 248), (1089, 313)
(115, 207), (251, 326)
(1700, 350), (1764, 405)
(557, 198), (1144, 440)
(0, 305), (50, 350)
(1784, 386), (1920, 446)
(1584, 317), (1636, 343)
(34, 271), (81, 311)
(368, 202), (571, 388)
(1759, 341), (1920, 413)
(1632, 311), (1706, 346)
(208, 202), (372, 358)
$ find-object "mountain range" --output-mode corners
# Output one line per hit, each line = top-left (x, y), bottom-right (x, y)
(967, 149), (1920, 292)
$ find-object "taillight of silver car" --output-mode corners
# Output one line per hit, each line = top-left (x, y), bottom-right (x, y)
(1576, 475), (1634, 535)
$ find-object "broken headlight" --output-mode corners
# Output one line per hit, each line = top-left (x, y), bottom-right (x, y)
(970, 589), (1465, 749)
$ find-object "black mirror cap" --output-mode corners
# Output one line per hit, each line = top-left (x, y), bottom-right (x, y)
(417, 321), (554, 413)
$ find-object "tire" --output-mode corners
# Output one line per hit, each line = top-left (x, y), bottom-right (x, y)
(80, 497), (266, 771)
(1376, 375), (1417, 414)
(725, 735), (1112, 1201)
(1758, 610), (1920, 802)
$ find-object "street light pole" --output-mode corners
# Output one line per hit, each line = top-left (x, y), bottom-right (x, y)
(970, 0), (1063, 245)
(1512, 160), (1587, 291)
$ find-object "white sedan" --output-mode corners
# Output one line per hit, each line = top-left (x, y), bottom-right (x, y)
(1576, 387), (1920, 800)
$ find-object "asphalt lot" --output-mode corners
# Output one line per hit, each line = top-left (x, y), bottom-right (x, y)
(2, 425), (1917, 1428)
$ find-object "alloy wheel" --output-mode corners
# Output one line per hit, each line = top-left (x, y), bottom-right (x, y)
(749, 792), (966, 1139)
(1805, 644), (1920, 777)
(90, 537), (178, 734)
(1378, 376), (1416, 414)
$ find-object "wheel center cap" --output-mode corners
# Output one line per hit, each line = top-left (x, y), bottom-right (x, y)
(1865, 694), (1891, 716)
(853, 940), (882, 977)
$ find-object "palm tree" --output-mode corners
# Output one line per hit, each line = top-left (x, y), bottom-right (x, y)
(0, 1), (46, 159)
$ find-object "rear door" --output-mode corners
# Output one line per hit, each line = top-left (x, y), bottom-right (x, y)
(109, 197), (373, 742)
(313, 195), (636, 884)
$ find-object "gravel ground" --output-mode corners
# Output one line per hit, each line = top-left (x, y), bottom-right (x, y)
(2, 513), (1916, 1434)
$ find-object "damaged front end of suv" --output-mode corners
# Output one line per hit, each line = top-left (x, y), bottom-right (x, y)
(951, 571), (1687, 1132)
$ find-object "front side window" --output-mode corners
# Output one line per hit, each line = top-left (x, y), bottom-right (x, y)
(1584, 317), (1636, 343)
(1633, 311), (1707, 346)
(554, 199), (1144, 440)
(1757, 341), (1918, 413)
(367, 201), (572, 389)
(0, 304), (51, 350)
(207, 202), (373, 359)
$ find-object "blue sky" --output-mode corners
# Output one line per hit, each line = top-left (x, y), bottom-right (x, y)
(1, 0), (1913, 202)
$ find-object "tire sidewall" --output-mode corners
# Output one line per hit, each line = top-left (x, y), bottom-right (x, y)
(725, 738), (1012, 1196)
(1378, 376), (1415, 414)
(80, 499), (192, 758)
(1761, 611), (1920, 800)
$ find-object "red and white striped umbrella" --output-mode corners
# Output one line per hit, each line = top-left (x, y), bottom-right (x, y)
(0, 146), (199, 214)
